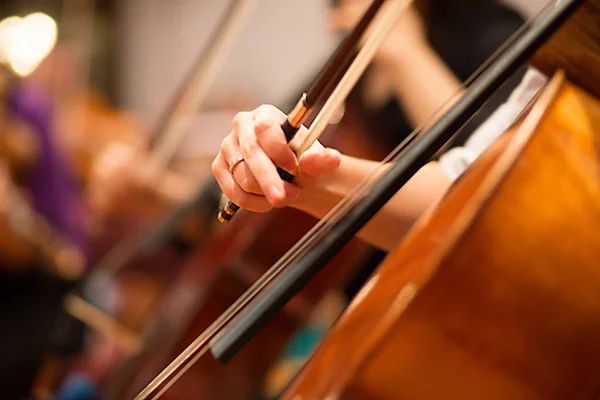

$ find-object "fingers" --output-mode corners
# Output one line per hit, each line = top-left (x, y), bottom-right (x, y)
(212, 151), (272, 212)
(219, 135), (262, 195)
(214, 105), (301, 211)
(235, 111), (286, 204)
(252, 106), (298, 173)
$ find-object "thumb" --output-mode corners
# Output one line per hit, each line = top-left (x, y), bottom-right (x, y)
(298, 144), (341, 178)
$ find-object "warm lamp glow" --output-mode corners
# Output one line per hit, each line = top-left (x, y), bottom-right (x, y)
(0, 12), (58, 77)
(0, 16), (22, 63)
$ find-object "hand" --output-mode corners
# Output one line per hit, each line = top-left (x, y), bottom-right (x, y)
(327, 0), (427, 65)
(212, 105), (342, 213)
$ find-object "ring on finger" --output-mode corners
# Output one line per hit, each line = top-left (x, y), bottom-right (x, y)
(228, 156), (244, 175)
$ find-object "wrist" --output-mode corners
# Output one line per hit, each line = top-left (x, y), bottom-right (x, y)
(290, 179), (335, 218)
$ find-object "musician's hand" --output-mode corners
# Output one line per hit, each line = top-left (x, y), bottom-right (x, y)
(213, 105), (342, 212)
(328, 0), (426, 65)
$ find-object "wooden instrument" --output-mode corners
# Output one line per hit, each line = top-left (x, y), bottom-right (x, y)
(103, 128), (387, 400)
(281, 2), (600, 397)
(283, 70), (600, 399)
(27, 1), (257, 395)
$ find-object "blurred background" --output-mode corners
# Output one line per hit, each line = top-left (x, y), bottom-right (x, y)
(0, 0), (550, 399)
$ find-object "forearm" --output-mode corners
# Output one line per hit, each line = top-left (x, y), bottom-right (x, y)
(293, 155), (451, 251)
(382, 43), (463, 129)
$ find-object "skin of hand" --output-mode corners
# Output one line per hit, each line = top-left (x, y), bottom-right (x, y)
(212, 105), (342, 213)
(212, 104), (452, 252)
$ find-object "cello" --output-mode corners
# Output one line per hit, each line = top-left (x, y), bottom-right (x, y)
(284, 72), (600, 399)
(134, 0), (600, 398)
(282, 4), (600, 396)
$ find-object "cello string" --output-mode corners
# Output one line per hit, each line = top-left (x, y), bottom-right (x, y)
(134, 1), (553, 398)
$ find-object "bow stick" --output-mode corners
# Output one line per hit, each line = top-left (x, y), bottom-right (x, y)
(146, 0), (260, 179)
(217, 0), (386, 223)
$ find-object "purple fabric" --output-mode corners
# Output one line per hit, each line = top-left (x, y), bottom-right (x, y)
(6, 82), (88, 259)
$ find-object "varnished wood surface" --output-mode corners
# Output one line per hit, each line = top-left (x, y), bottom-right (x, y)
(532, 0), (600, 98)
(283, 74), (600, 399)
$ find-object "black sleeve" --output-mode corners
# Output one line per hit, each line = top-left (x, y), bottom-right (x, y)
(429, 3), (528, 148)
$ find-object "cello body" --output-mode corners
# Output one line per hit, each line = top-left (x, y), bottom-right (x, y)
(282, 73), (600, 399)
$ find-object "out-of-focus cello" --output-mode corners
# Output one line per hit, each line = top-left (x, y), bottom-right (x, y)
(59, 0), (262, 343)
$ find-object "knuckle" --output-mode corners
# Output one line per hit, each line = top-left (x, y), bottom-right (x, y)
(255, 104), (277, 116)
(254, 104), (284, 133)
(264, 104), (281, 115)
(240, 138), (259, 157)
(232, 111), (249, 128)
(219, 136), (230, 154)
(255, 104), (271, 114)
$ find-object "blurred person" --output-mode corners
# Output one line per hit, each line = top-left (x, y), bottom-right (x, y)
(0, 57), (90, 399)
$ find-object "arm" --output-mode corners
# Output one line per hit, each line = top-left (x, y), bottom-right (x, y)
(212, 106), (451, 252)
(329, 2), (463, 129)
(377, 43), (464, 129)
(293, 155), (450, 251)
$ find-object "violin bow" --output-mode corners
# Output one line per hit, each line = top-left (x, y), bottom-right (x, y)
(146, 0), (260, 179)
(217, 0), (386, 223)
(134, 0), (411, 398)
(62, 0), (259, 352)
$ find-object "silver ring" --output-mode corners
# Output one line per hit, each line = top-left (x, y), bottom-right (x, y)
(228, 156), (244, 174)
